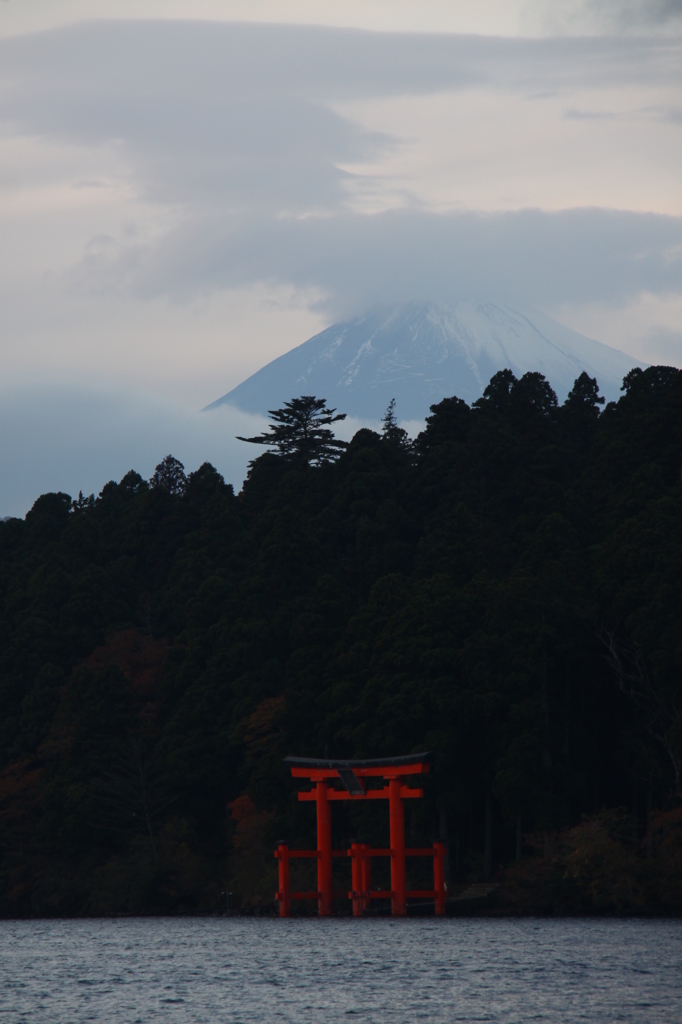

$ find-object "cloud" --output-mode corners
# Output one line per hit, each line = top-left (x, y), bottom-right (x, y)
(531, 0), (682, 35)
(5, 24), (669, 316)
(0, 21), (677, 214)
(0, 379), (268, 517)
(578, 0), (682, 30)
(643, 325), (682, 362)
(79, 206), (682, 319)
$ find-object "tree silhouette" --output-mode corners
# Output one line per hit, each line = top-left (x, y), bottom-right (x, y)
(509, 371), (558, 419)
(473, 368), (517, 413)
(381, 398), (410, 450)
(237, 396), (348, 466)
(563, 372), (605, 419)
(150, 455), (187, 495)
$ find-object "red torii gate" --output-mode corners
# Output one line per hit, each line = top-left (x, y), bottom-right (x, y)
(275, 753), (446, 917)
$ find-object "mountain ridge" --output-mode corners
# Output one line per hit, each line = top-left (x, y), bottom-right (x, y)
(209, 301), (643, 419)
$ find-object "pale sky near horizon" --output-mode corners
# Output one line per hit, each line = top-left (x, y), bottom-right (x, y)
(1, 0), (681, 512)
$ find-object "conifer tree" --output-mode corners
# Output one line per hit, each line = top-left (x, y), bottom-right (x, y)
(237, 396), (348, 466)
(150, 455), (187, 495)
(381, 398), (410, 450)
(563, 372), (605, 419)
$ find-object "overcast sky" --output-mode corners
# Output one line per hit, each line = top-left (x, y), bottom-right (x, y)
(1, 0), (681, 513)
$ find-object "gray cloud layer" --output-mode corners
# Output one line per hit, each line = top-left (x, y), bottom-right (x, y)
(79, 207), (682, 320)
(5, 20), (674, 106)
(1, 21), (679, 213)
(1, 20), (681, 337)
(579, 0), (682, 30)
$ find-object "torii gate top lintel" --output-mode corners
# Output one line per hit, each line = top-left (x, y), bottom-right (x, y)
(283, 753), (430, 769)
(284, 752), (430, 783)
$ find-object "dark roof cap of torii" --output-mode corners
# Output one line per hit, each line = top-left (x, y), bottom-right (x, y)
(283, 753), (430, 770)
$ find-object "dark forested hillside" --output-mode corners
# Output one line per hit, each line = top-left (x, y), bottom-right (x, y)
(1, 367), (682, 917)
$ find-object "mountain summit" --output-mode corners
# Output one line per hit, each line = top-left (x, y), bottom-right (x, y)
(208, 302), (642, 420)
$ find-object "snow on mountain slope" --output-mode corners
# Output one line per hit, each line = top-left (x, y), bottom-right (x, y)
(208, 302), (643, 420)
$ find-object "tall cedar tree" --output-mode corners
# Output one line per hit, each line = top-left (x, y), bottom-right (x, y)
(237, 395), (348, 466)
(381, 398), (411, 449)
(150, 455), (187, 495)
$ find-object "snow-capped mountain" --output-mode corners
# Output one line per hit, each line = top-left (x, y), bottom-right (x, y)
(208, 302), (642, 420)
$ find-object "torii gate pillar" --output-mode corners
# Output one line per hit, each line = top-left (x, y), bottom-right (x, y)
(389, 776), (407, 916)
(316, 780), (333, 916)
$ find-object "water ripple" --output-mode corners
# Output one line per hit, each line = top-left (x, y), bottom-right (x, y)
(0, 918), (680, 1023)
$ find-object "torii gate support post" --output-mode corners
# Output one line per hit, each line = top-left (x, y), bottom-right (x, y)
(361, 844), (371, 912)
(350, 841), (363, 917)
(276, 841), (290, 918)
(389, 777), (407, 916)
(434, 840), (446, 916)
(316, 780), (333, 916)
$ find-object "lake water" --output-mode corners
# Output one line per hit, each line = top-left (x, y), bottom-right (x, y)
(0, 918), (680, 1023)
